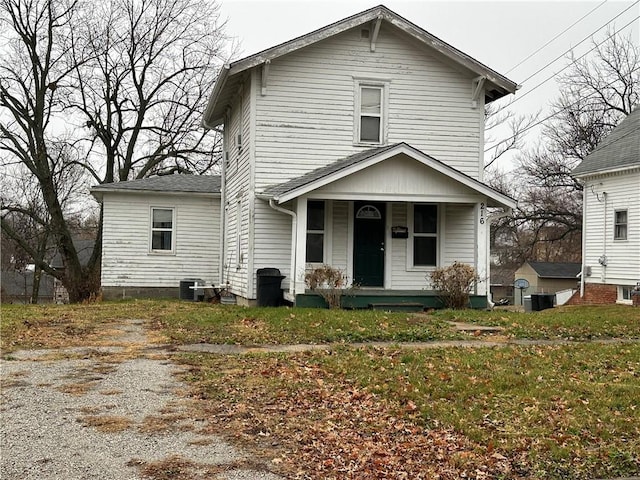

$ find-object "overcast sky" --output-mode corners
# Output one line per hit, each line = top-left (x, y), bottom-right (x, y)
(217, 0), (639, 171)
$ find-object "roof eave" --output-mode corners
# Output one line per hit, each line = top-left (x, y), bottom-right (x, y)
(573, 164), (640, 178)
(207, 6), (518, 119)
(90, 187), (221, 199)
(202, 65), (230, 129)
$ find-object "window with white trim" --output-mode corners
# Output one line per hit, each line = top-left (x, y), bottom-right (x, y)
(355, 82), (387, 145)
(618, 285), (633, 304)
(614, 210), (627, 240)
(412, 204), (438, 267)
(306, 201), (325, 263)
(150, 208), (174, 252)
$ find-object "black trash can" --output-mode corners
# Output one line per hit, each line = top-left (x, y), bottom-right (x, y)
(256, 268), (285, 307)
(531, 293), (555, 311)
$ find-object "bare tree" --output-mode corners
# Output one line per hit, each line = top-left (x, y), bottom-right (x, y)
(490, 30), (638, 268)
(1, 0), (229, 301)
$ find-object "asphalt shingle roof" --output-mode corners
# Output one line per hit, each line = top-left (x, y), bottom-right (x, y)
(572, 108), (640, 177)
(527, 262), (582, 279)
(92, 175), (221, 195)
(262, 144), (399, 198)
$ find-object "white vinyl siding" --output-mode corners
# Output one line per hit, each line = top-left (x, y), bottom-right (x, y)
(222, 78), (253, 298)
(442, 204), (475, 266)
(101, 193), (220, 288)
(253, 199), (293, 295)
(583, 171), (640, 286)
(254, 24), (482, 190)
(331, 201), (349, 270)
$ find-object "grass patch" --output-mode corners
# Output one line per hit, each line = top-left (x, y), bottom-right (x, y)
(433, 304), (640, 340)
(79, 414), (133, 432)
(0, 299), (196, 353)
(176, 343), (640, 479)
(155, 305), (461, 345)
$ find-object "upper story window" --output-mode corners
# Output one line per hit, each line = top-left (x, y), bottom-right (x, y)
(412, 204), (438, 267)
(355, 81), (388, 145)
(614, 210), (627, 240)
(306, 201), (325, 263)
(151, 207), (174, 253)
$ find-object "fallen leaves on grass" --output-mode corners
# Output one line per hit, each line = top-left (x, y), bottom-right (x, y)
(182, 353), (515, 479)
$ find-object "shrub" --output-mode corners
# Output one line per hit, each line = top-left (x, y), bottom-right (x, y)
(304, 265), (347, 309)
(429, 262), (478, 309)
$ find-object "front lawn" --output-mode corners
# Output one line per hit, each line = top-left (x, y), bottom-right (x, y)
(433, 304), (640, 340)
(2, 300), (639, 478)
(179, 343), (640, 479)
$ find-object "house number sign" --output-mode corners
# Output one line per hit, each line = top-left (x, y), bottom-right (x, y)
(479, 202), (485, 224)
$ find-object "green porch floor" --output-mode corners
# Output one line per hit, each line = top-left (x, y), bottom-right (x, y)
(294, 290), (488, 310)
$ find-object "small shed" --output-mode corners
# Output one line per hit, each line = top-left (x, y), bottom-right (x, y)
(513, 262), (581, 305)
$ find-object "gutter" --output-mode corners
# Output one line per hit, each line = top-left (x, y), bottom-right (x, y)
(268, 198), (297, 296)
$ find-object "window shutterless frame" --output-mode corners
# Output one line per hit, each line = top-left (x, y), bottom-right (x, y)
(150, 207), (175, 253)
(306, 200), (325, 263)
(354, 80), (389, 145)
(614, 210), (627, 240)
(408, 203), (439, 268)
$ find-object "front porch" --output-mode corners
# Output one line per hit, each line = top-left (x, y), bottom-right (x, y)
(292, 289), (488, 310)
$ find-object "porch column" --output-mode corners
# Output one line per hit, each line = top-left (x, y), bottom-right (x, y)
(294, 197), (308, 295)
(475, 200), (488, 296)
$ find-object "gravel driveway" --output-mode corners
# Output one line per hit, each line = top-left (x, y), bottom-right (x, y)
(0, 319), (283, 480)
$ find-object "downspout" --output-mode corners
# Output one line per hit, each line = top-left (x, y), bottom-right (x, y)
(601, 191), (608, 282)
(580, 184), (587, 298)
(269, 198), (297, 295)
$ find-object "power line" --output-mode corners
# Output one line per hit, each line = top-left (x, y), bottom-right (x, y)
(506, 15), (639, 108)
(518, 1), (640, 85)
(484, 66), (640, 156)
(506, 0), (609, 75)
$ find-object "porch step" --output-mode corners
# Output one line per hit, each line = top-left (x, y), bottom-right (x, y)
(369, 302), (424, 312)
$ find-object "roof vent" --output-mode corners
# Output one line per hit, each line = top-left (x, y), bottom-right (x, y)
(361, 29), (370, 39)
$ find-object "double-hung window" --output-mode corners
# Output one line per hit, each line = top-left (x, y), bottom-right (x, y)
(355, 82), (387, 145)
(412, 204), (438, 267)
(614, 210), (627, 240)
(151, 208), (174, 252)
(306, 201), (325, 263)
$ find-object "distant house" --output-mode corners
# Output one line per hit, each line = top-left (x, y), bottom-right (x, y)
(94, 6), (518, 307)
(0, 270), (55, 304)
(50, 238), (97, 303)
(513, 262), (581, 306)
(489, 265), (516, 304)
(571, 108), (640, 305)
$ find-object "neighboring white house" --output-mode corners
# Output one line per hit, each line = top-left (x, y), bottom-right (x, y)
(92, 176), (221, 299)
(201, 5), (516, 308)
(95, 6), (518, 307)
(571, 107), (640, 305)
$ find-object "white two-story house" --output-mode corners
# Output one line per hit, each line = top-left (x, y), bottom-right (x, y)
(200, 5), (517, 308)
(571, 108), (640, 305)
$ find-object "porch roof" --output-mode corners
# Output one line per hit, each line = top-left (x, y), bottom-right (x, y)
(261, 143), (516, 208)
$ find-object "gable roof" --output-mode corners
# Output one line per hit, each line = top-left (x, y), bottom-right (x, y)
(91, 175), (221, 200)
(203, 5), (518, 128)
(50, 238), (96, 269)
(572, 108), (640, 177)
(526, 262), (581, 279)
(261, 143), (516, 208)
